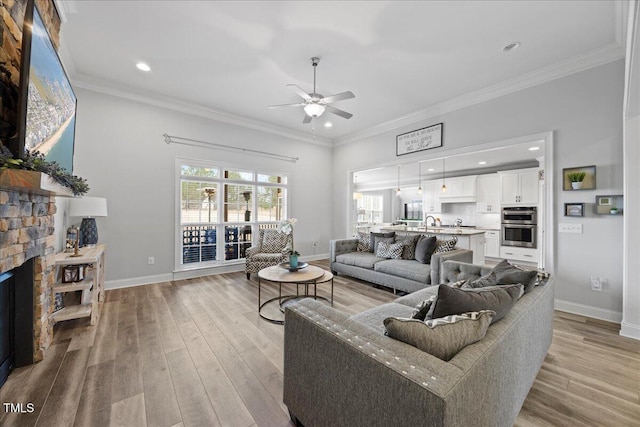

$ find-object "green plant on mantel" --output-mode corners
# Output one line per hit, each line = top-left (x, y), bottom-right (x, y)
(567, 171), (586, 182)
(0, 145), (89, 195)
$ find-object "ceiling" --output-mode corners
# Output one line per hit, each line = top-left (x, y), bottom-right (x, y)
(56, 1), (625, 144)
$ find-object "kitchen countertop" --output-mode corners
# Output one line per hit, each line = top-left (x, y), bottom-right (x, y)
(380, 227), (487, 236)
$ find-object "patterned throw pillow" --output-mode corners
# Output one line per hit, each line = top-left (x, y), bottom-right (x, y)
(434, 237), (457, 253)
(396, 235), (420, 259)
(356, 231), (371, 252)
(383, 310), (496, 361)
(447, 279), (469, 289)
(376, 241), (404, 259)
(411, 295), (437, 321)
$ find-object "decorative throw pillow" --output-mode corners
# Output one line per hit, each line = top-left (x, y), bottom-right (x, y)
(396, 235), (420, 259)
(463, 271), (498, 289)
(373, 236), (395, 254)
(428, 283), (523, 323)
(383, 310), (496, 361)
(411, 295), (437, 321)
(491, 259), (539, 293)
(370, 232), (395, 253)
(376, 241), (404, 259)
(434, 237), (457, 253)
(414, 236), (437, 264)
(447, 279), (469, 289)
(356, 231), (371, 252)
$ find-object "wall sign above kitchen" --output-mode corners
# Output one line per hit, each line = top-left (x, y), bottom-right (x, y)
(396, 123), (443, 156)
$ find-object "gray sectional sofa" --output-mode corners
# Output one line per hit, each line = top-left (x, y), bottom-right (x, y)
(284, 260), (554, 427)
(330, 237), (473, 293)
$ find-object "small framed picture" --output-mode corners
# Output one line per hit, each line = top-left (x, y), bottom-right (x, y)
(565, 203), (584, 217)
(598, 197), (611, 206)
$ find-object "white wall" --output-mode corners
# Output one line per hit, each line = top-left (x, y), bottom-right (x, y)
(71, 88), (333, 285)
(333, 60), (625, 320)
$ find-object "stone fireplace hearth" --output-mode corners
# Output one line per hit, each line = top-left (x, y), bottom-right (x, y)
(0, 170), (66, 367)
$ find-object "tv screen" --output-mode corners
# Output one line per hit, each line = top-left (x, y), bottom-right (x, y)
(21, 1), (76, 173)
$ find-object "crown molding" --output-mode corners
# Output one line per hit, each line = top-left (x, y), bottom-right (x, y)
(71, 74), (333, 147)
(334, 43), (625, 147)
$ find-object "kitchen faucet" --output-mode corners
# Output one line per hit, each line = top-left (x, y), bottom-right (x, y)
(425, 215), (436, 232)
(454, 218), (463, 227)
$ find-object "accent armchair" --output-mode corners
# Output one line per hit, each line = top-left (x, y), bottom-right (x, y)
(245, 229), (292, 279)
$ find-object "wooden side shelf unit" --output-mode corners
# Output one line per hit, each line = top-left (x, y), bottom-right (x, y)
(51, 244), (106, 325)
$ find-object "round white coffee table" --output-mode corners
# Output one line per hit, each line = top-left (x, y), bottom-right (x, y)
(258, 265), (334, 324)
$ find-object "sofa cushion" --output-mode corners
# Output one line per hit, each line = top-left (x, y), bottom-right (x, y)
(383, 310), (496, 361)
(429, 283), (523, 323)
(374, 259), (431, 283)
(370, 231), (395, 253)
(434, 237), (458, 253)
(491, 259), (539, 293)
(376, 241), (404, 259)
(395, 235), (420, 259)
(335, 252), (387, 269)
(356, 231), (371, 252)
(350, 303), (415, 333)
(415, 236), (437, 264)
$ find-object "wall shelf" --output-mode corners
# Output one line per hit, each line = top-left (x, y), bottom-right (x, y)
(595, 195), (623, 215)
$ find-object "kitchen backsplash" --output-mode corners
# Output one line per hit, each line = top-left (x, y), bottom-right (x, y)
(431, 203), (501, 229)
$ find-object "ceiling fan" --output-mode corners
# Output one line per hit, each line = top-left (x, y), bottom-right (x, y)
(269, 57), (355, 124)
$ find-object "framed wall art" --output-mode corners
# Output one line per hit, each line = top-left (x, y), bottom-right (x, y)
(396, 123), (443, 156)
(563, 165), (596, 191)
(564, 203), (585, 217)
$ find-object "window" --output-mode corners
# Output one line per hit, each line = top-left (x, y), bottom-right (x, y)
(357, 194), (383, 223)
(178, 160), (288, 269)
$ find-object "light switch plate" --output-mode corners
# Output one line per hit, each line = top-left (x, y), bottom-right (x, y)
(559, 223), (583, 233)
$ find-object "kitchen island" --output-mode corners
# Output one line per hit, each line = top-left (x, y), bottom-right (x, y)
(381, 227), (486, 265)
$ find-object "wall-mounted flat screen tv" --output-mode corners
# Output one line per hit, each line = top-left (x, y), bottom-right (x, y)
(13, 0), (76, 173)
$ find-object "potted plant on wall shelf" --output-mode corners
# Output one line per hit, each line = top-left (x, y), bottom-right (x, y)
(568, 171), (586, 190)
(610, 207), (619, 215)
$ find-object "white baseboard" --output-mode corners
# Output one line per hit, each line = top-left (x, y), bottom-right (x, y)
(105, 273), (173, 290)
(554, 299), (622, 323)
(105, 254), (331, 289)
(620, 322), (640, 340)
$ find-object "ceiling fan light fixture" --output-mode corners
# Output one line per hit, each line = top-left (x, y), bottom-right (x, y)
(304, 103), (325, 117)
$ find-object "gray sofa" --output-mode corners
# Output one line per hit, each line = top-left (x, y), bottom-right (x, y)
(330, 237), (473, 293)
(284, 260), (554, 427)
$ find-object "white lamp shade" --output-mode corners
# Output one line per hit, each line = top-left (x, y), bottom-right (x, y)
(68, 197), (108, 218)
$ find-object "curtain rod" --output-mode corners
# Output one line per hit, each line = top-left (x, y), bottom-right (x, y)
(163, 134), (299, 163)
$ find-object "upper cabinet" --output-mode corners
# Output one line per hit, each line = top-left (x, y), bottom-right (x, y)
(423, 180), (443, 213)
(476, 174), (500, 213)
(439, 175), (477, 202)
(499, 168), (539, 205)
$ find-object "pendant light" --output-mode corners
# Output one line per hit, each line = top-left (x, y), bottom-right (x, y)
(441, 158), (447, 193)
(417, 162), (423, 195)
(395, 165), (402, 197)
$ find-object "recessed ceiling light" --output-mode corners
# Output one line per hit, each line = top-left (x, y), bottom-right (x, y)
(427, 168), (435, 172)
(136, 62), (151, 72)
(478, 161), (487, 165)
(324, 122), (333, 128)
(529, 146), (540, 151)
(502, 42), (521, 53)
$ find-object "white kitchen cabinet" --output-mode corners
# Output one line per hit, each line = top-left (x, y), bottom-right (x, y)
(500, 168), (539, 205)
(423, 180), (442, 213)
(499, 245), (538, 264)
(447, 233), (485, 265)
(476, 174), (500, 213)
(483, 230), (500, 258)
(439, 175), (477, 202)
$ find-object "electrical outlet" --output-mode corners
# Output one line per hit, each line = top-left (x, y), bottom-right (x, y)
(590, 276), (602, 291)
(148, 257), (155, 265)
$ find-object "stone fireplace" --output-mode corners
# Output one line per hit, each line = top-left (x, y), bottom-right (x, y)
(0, 171), (62, 368)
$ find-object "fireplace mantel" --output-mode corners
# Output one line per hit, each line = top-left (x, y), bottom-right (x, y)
(0, 170), (73, 197)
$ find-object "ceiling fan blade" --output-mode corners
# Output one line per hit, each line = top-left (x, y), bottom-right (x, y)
(268, 102), (306, 108)
(303, 114), (312, 124)
(325, 104), (353, 119)
(287, 84), (312, 101)
(321, 91), (355, 104)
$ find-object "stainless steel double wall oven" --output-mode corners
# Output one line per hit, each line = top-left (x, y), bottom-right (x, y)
(501, 207), (537, 248)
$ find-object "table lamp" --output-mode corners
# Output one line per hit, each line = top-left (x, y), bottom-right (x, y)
(68, 197), (108, 247)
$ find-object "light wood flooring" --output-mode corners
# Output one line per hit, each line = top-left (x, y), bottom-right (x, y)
(1, 260), (639, 426)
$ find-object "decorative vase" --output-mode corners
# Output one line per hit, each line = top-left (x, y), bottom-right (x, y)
(571, 182), (583, 190)
(610, 209), (618, 215)
(289, 254), (298, 269)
